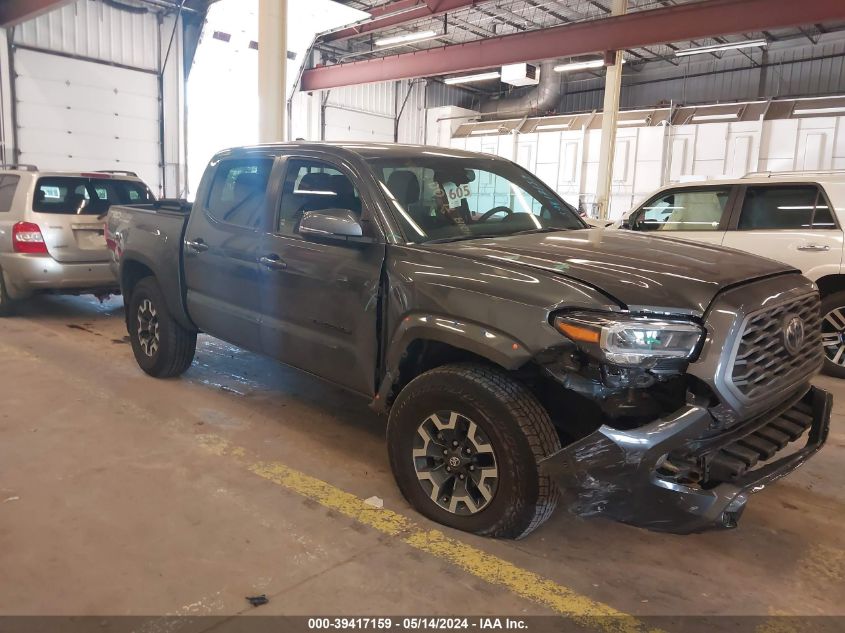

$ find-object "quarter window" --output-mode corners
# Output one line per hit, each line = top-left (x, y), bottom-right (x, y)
(276, 159), (361, 236)
(635, 188), (731, 232)
(0, 175), (20, 212)
(738, 186), (834, 230)
(206, 157), (274, 229)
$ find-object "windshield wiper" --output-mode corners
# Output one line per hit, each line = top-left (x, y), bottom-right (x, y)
(424, 233), (505, 244)
(424, 227), (573, 245)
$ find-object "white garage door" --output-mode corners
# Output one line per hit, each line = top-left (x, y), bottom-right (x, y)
(13, 48), (162, 191)
(324, 107), (394, 142)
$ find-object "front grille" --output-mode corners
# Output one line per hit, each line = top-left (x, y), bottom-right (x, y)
(730, 292), (821, 401)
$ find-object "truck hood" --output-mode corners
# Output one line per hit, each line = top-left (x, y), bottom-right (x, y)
(427, 229), (795, 316)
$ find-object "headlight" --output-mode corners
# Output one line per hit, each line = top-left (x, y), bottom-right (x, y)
(553, 312), (704, 366)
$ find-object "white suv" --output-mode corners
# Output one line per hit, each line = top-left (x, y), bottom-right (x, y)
(0, 166), (154, 315)
(617, 171), (845, 377)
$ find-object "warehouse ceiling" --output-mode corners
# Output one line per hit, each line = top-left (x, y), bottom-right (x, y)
(314, 0), (845, 90)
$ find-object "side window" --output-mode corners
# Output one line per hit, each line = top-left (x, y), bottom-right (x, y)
(0, 175), (20, 212)
(635, 188), (731, 232)
(738, 186), (834, 230)
(276, 158), (361, 236)
(206, 157), (274, 229)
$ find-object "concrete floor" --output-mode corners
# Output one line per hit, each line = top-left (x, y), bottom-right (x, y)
(1, 295), (844, 624)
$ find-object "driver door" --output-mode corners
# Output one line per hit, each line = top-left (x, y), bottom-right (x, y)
(627, 186), (739, 246)
(257, 155), (385, 396)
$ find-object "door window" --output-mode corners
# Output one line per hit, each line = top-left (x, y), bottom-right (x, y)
(206, 157), (274, 229)
(634, 188), (731, 232)
(276, 159), (361, 236)
(0, 175), (19, 212)
(737, 185), (835, 230)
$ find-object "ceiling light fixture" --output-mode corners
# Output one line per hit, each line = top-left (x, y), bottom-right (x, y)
(617, 118), (649, 126)
(535, 123), (571, 130)
(553, 58), (625, 73)
(691, 113), (741, 122)
(676, 39), (767, 57)
(444, 71), (501, 85)
(375, 30), (438, 46)
(793, 106), (845, 116)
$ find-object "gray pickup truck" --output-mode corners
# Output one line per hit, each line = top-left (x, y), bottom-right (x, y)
(107, 142), (831, 539)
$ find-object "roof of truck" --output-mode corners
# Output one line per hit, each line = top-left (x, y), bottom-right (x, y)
(217, 142), (505, 162)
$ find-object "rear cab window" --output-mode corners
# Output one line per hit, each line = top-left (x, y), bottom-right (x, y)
(33, 176), (154, 215)
(205, 157), (274, 229)
(737, 185), (836, 230)
(633, 187), (732, 231)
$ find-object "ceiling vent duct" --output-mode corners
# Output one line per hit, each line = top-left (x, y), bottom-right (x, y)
(501, 63), (539, 87)
(481, 61), (559, 120)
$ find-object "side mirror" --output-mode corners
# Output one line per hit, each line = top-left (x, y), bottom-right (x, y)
(298, 209), (371, 244)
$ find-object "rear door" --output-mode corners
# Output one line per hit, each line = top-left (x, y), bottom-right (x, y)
(626, 185), (737, 246)
(257, 153), (386, 396)
(721, 183), (844, 280)
(183, 152), (277, 352)
(29, 176), (155, 263)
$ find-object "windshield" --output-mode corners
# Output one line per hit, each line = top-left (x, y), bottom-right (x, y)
(371, 155), (585, 243)
(33, 177), (155, 215)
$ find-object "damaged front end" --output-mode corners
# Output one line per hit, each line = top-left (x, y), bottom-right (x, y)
(540, 386), (830, 533)
(536, 275), (831, 533)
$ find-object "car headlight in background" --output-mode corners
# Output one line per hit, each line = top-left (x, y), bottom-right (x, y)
(553, 312), (704, 366)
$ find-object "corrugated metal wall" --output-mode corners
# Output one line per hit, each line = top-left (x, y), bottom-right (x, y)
(559, 35), (845, 113)
(14, 0), (160, 71)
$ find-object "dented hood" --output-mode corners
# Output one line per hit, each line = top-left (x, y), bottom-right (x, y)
(427, 229), (796, 316)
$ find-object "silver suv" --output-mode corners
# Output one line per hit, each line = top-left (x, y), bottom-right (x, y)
(0, 165), (154, 315)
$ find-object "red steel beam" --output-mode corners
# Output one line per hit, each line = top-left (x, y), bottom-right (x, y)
(302, 0), (845, 91)
(323, 0), (477, 43)
(0, 0), (74, 26)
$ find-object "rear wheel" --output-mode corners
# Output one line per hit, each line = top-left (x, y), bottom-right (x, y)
(821, 290), (845, 378)
(0, 268), (15, 317)
(128, 277), (196, 378)
(387, 363), (561, 539)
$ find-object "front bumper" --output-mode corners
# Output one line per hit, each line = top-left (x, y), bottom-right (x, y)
(540, 385), (831, 533)
(0, 253), (118, 299)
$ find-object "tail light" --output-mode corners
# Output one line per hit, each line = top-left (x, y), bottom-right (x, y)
(12, 222), (48, 254)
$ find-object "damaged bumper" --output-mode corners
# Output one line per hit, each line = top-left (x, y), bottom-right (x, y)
(540, 385), (831, 533)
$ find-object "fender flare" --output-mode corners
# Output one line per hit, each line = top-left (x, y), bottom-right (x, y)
(119, 251), (195, 331)
(373, 313), (533, 411)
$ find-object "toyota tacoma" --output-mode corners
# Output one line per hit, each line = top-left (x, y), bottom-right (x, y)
(106, 143), (831, 539)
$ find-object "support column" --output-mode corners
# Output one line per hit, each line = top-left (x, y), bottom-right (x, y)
(596, 0), (627, 220)
(258, 0), (287, 143)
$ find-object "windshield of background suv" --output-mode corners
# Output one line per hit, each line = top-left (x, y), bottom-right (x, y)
(33, 177), (154, 215)
(371, 155), (585, 243)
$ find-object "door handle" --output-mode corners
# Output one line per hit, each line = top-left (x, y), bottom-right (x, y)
(797, 244), (830, 252)
(185, 238), (209, 253)
(259, 255), (287, 271)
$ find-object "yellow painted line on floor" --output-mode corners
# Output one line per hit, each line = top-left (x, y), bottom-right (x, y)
(197, 434), (662, 633)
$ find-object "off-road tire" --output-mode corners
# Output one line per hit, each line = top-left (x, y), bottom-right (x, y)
(821, 290), (845, 378)
(387, 363), (561, 539)
(0, 267), (14, 317)
(128, 276), (196, 378)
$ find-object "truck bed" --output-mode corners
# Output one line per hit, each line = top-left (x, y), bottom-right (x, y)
(106, 199), (194, 329)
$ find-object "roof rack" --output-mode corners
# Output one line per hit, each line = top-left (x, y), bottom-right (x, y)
(0, 164), (38, 172)
(95, 170), (139, 177)
(744, 170), (845, 178)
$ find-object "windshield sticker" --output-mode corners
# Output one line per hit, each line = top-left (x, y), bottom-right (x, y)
(443, 182), (471, 209)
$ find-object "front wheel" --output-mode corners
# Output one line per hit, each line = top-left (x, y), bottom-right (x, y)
(387, 363), (561, 539)
(128, 277), (197, 378)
